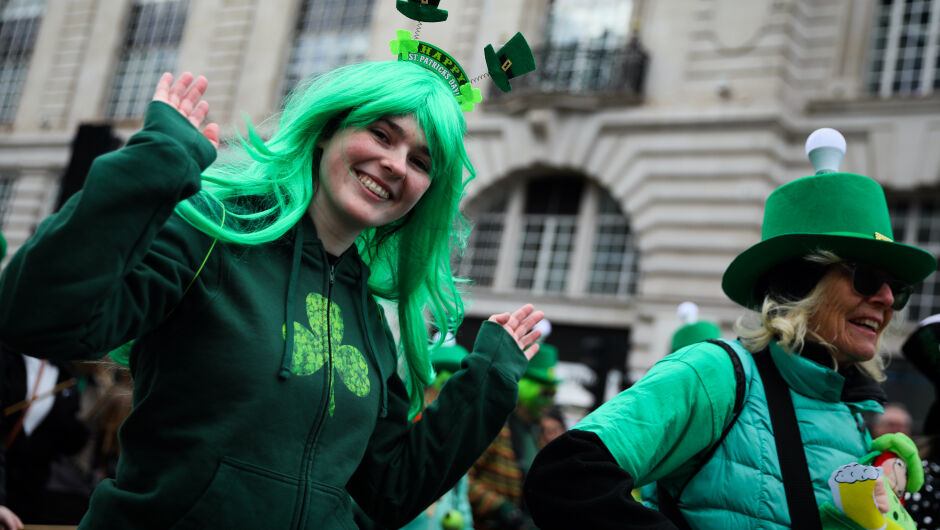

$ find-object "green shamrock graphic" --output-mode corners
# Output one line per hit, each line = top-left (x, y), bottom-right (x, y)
(284, 292), (370, 415)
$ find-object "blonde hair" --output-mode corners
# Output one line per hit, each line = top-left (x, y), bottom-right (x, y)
(735, 250), (889, 381)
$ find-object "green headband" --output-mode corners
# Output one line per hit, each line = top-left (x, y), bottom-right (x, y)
(391, 0), (536, 112)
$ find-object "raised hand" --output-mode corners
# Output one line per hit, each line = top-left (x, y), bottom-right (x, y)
(152, 72), (220, 149)
(488, 304), (545, 360)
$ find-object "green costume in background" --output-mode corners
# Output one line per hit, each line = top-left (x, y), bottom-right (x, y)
(0, 103), (528, 529)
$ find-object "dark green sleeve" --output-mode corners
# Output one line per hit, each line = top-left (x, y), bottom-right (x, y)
(0, 101), (217, 360)
(347, 320), (528, 527)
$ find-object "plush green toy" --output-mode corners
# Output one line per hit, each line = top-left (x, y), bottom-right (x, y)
(819, 433), (922, 529)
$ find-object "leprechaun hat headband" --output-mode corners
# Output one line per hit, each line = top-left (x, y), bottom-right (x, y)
(722, 128), (937, 310)
(391, 0), (536, 111)
(396, 0), (448, 22)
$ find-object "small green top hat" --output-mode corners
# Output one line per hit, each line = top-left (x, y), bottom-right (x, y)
(484, 32), (536, 92)
(671, 322), (721, 353)
(430, 343), (468, 373)
(722, 130), (936, 309)
(901, 314), (940, 386)
(525, 343), (561, 385)
(396, 0), (448, 22)
(670, 301), (721, 352)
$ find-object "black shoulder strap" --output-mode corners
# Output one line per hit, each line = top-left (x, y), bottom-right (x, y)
(658, 339), (746, 529)
(754, 350), (823, 530)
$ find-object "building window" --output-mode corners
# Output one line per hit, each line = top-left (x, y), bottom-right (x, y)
(0, 0), (44, 124)
(105, 0), (190, 119)
(589, 193), (639, 296)
(525, 0), (644, 94)
(281, 0), (374, 99)
(0, 176), (16, 229)
(866, 0), (940, 97)
(461, 175), (639, 298)
(516, 177), (582, 292)
(888, 195), (940, 321)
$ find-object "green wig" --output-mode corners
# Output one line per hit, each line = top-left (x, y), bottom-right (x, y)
(175, 61), (475, 416)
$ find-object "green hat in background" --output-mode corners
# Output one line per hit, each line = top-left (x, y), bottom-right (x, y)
(430, 343), (468, 373)
(0, 232), (6, 262)
(525, 343), (561, 385)
(671, 302), (721, 352)
(901, 314), (940, 387)
(484, 32), (536, 92)
(722, 128), (937, 309)
(396, 0), (448, 22)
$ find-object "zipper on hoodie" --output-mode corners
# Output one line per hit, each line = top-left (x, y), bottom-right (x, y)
(295, 259), (337, 529)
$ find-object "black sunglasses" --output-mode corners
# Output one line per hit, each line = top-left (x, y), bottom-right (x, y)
(839, 261), (912, 311)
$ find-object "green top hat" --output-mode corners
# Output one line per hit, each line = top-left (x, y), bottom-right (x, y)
(430, 343), (468, 373)
(484, 32), (536, 92)
(396, 0), (448, 22)
(722, 129), (936, 309)
(525, 343), (561, 385)
(901, 314), (940, 386)
(671, 321), (721, 353)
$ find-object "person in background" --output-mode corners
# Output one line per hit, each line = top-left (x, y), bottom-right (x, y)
(0, 61), (543, 529)
(470, 319), (560, 529)
(524, 128), (934, 528)
(899, 315), (940, 529)
(400, 339), (476, 530)
(0, 233), (23, 530)
(869, 402), (913, 439)
(670, 302), (721, 354)
(538, 406), (566, 450)
(1, 344), (91, 527)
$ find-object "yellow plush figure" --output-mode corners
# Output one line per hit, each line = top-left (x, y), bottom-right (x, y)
(819, 433), (923, 530)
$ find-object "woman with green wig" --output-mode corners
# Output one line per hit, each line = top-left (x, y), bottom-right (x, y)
(0, 61), (543, 529)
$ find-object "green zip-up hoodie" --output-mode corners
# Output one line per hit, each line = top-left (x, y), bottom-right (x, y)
(0, 102), (528, 529)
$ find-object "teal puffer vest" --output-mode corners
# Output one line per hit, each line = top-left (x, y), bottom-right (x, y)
(660, 340), (881, 529)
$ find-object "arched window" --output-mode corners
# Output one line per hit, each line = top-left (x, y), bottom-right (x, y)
(460, 174), (639, 298)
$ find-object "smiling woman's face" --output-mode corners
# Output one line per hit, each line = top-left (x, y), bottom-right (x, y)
(809, 265), (896, 364)
(309, 114), (432, 248)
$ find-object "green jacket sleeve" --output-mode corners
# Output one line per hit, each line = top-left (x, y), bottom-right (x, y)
(347, 320), (528, 527)
(0, 102), (217, 360)
(574, 341), (738, 485)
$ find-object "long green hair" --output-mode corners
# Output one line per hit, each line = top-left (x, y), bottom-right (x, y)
(176, 61), (475, 415)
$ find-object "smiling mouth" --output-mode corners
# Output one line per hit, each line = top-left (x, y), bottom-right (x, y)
(356, 172), (390, 200)
(850, 318), (880, 332)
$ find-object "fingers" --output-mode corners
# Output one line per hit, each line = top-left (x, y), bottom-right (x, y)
(489, 304), (546, 356)
(203, 122), (220, 150)
(152, 72), (174, 103)
(523, 342), (541, 361)
(178, 75), (208, 118)
(151, 72), (218, 150)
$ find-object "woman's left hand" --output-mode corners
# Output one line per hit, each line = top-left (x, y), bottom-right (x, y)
(488, 304), (545, 360)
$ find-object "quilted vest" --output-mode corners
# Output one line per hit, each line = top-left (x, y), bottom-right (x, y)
(659, 340), (881, 529)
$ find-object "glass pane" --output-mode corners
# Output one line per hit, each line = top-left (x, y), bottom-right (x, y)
(281, 0), (374, 99)
(106, 0), (189, 119)
(463, 213), (505, 286)
(0, 0), (44, 123)
(588, 193), (638, 296)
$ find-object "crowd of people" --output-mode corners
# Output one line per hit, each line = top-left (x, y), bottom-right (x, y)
(0, 14), (937, 530)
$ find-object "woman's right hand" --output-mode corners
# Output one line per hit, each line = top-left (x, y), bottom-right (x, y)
(0, 505), (23, 530)
(152, 72), (220, 149)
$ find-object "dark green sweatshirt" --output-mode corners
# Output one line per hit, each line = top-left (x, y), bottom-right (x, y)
(0, 102), (527, 529)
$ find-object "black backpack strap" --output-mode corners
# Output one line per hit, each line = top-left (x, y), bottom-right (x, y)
(658, 339), (746, 528)
(754, 350), (823, 530)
